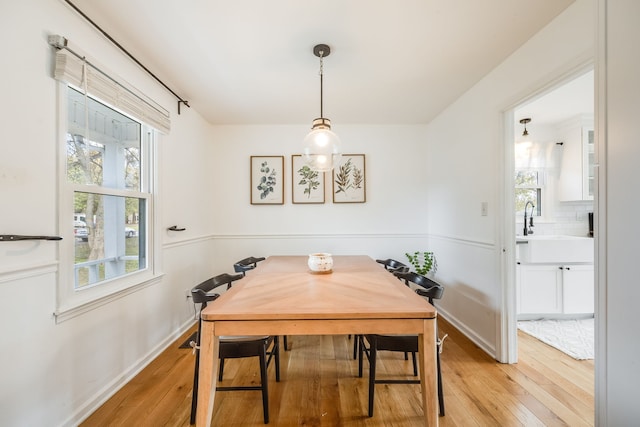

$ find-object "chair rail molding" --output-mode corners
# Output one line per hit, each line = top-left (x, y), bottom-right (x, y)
(0, 261), (59, 284)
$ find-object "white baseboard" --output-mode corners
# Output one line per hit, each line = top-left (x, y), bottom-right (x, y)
(437, 306), (497, 359)
(60, 318), (197, 427)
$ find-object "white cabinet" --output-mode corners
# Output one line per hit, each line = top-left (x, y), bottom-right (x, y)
(562, 264), (595, 313)
(518, 264), (562, 314)
(517, 262), (594, 317)
(558, 119), (594, 201)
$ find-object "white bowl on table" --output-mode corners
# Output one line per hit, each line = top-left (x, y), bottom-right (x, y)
(308, 253), (333, 274)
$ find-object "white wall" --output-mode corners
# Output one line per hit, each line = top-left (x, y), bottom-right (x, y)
(0, 1), (218, 426)
(423, 0), (595, 356)
(598, 0), (640, 423)
(206, 124), (430, 272)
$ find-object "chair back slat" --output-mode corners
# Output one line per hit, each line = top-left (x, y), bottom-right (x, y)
(375, 258), (410, 274)
(191, 273), (244, 307)
(233, 256), (266, 274)
(415, 286), (444, 302)
(394, 271), (444, 304)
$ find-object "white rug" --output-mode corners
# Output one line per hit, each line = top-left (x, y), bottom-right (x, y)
(518, 318), (594, 360)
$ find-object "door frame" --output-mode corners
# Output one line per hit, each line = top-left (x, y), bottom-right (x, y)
(499, 61), (595, 363)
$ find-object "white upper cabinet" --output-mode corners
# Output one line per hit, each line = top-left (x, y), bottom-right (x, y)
(558, 116), (594, 201)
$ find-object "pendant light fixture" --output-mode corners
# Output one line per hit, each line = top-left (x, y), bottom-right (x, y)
(303, 44), (341, 172)
(515, 117), (533, 167)
(519, 117), (531, 138)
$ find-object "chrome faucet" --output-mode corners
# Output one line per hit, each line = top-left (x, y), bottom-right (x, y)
(524, 201), (535, 236)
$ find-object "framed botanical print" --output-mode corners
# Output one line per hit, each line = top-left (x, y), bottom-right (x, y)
(250, 156), (284, 204)
(292, 155), (325, 204)
(333, 154), (366, 203)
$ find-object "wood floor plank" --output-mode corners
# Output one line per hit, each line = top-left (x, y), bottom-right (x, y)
(80, 318), (594, 427)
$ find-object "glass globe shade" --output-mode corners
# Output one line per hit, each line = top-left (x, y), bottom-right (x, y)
(303, 126), (342, 172)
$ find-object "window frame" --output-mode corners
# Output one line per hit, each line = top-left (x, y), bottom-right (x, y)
(515, 168), (544, 217)
(55, 81), (161, 322)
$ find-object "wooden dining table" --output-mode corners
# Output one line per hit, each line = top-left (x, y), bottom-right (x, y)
(195, 255), (439, 426)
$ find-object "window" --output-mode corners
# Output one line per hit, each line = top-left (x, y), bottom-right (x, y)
(52, 46), (167, 319)
(66, 86), (150, 288)
(57, 85), (158, 318)
(515, 169), (542, 216)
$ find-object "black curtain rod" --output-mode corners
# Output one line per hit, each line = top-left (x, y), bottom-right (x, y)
(63, 0), (190, 114)
(0, 235), (62, 241)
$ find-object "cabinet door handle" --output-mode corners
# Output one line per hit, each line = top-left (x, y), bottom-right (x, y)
(559, 266), (564, 270)
(565, 266), (571, 271)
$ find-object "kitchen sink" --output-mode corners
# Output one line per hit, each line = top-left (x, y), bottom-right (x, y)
(517, 235), (594, 263)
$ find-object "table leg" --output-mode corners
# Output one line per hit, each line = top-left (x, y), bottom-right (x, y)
(418, 318), (439, 427)
(196, 321), (220, 427)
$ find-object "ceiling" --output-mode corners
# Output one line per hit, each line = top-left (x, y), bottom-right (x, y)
(515, 69), (594, 127)
(66, 0), (575, 126)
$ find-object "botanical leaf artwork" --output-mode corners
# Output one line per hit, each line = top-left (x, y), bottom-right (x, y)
(352, 166), (363, 190)
(332, 154), (365, 203)
(334, 158), (363, 194)
(297, 165), (321, 198)
(334, 158), (353, 194)
(257, 161), (277, 199)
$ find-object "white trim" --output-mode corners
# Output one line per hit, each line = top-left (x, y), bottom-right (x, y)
(500, 50), (595, 114)
(57, 80), (74, 312)
(594, 0), (607, 424)
(54, 273), (164, 323)
(162, 232), (431, 249)
(213, 232), (430, 239)
(427, 233), (495, 250)
(162, 234), (217, 250)
(69, 183), (150, 199)
(56, 81), (160, 317)
(501, 61), (596, 365)
(499, 110), (518, 363)
(437, 306), (496, 358)
(0, 261), (59, 284)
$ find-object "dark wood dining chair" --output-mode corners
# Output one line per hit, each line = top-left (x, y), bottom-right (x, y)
(189, 273), (280, 424)
(358, 271), (445, 417)
(351, 259), (411, 359)
(375, 258), (410, 274)
(233, 256), (266, 276)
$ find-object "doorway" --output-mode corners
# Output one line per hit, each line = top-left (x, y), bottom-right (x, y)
(505, 66), (595, 363)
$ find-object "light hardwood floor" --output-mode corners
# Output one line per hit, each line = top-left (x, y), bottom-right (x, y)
(81, 317), (594, 426)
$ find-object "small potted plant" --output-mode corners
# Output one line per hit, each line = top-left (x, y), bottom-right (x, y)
(405, 251), (436, 276)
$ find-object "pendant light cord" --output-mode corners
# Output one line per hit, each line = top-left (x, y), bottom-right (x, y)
(319, 52), (324, 118)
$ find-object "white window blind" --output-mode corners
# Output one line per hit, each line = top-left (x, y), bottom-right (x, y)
(53, 50), (170, 134)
